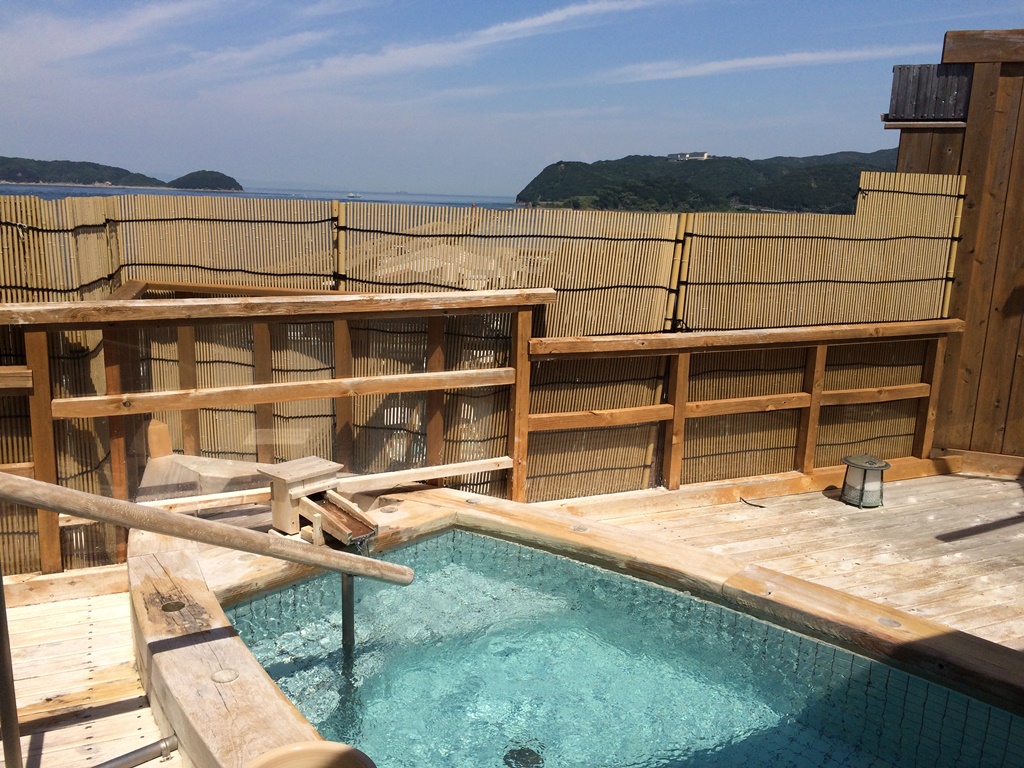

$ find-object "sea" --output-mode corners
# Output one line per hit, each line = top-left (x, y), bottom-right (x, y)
(0, 183), (517, 209)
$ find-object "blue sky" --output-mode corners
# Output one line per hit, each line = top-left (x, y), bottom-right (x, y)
(1, 1), (1020, 196)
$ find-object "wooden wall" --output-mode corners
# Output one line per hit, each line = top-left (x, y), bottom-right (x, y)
(891, 30), (1024, 458)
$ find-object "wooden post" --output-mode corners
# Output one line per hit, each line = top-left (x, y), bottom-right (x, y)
(177, 324), (201, 456)
(914, 336), (948, 459)
(507, 309), (532, 502)
(662, 353), (690, 490)
(341, 573), (355, 650)
(0, 557), (23, 768)
(253, 323), (275, 464)
(796, 345), (828, 474)
(333, 320), (353, 469)
(103, 328), (130, 501)
(425, 316), (445, 468)
(23, 330), (61, 574)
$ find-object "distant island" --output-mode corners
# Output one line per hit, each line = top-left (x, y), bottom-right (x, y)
(516, 148), (898, 214)
(0, 156), (243, 191)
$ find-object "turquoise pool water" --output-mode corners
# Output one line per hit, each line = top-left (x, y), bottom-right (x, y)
(229, 531), (1023, 767)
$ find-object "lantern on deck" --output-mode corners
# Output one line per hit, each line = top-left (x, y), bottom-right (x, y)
(840, 453), (891, 508)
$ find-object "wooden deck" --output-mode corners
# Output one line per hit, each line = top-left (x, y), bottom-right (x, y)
(4, 470), (1024, 766)
(1, 566), (182, 768)
(551, 472), (1024, 651)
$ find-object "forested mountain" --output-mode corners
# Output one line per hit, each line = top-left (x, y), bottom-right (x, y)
(516, 149), (898, 214)
(0, 156), (242, 191)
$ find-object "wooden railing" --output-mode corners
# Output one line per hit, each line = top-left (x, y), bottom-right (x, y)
(0, 285), (964, 571)
(0, 288), (556, 572)
(526, 319), (964, 496)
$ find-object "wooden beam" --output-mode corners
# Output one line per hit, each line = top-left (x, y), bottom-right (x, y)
(528, 404), (674, 433)
(685, 393), (811, 418)
(0, 463), (34, 478)
(796, 345), (827, 474)
(143, 280), (343, 297)
(103, 328), (130, 502)
(252, 323), (275, 465)
(51, 367), (517, 419)
(529, 319), (965, 360)
(819, 383), (931, 407)
(0, 288), (558, 330)
(943, 29), (1024, 64)
(106, 280), (149, 300)
(507, 309), (532, 503)
(914, 337), (948, 459)
(425, 316), (445, 467)
(0, 366), (32, 391)
(23, 331), (61, 574)
(176, 325), (201, 456)
(333, 319), (354, 469)
(662, 353), (689, 490)
(335, 457), (514, 494)
(934, 63), (1003, 450)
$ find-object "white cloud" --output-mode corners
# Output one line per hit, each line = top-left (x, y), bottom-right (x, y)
(603, 43), (940, 82)
(285, 0), (670, 85)
(0, 1), (210, 70)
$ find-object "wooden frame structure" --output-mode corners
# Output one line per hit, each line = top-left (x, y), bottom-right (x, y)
(0, 280), (965, 571)
(528, 319), (963, 494)
(0, 287), (556, 572)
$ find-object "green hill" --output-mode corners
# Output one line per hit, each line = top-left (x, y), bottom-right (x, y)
(0, 156), (165, 187)
(0, 156), (243, 191)
(168, 170), (243, 191)
(516, 149), (898, 214)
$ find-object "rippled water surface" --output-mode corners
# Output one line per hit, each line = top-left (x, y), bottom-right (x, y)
(229, 532), (1022, 768)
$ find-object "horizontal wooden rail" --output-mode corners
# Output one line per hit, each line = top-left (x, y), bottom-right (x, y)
(528, 404), (674, 432)
(335, 457), (515, 494)
(0, 366), (32, 391)
(0, 288), (557, 330)
(819, 383), (931, 407)
(51, 367), (516, 419)
(0, 472), (413, 585)
(529, 319), (965, 359)
(686, 393), (812, 418)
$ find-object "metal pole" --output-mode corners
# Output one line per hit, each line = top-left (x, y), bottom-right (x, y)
(0, 559), (24, 768)
(341, 573), (355, 650)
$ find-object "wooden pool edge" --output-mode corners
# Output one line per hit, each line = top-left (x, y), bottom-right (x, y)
(128, 489), (1024, 767)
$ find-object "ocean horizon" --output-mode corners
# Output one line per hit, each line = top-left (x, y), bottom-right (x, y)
(0, 182), (518, 209)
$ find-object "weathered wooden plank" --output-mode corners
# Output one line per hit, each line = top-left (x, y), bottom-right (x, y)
(0, 366), (32, 391)
(943, 29), (1024, 64)
(896, 129), (935, 172)
(662, 353), (689, 490)
(425, 315), (445, 467)
(1, 563), (127, 608)
(252, 322), (275, 465)
(796, 345), (827, 473)
(935, 63), (1013, 449)
(23, 330), (61, 574)
(819, 382), (930, 406)
(51, 367), (517, 419)
(528, 404), (673, 432)
(129, 541), (323, 768)
(913, 336), (947, 458)
(686, 392), (811, 417)
(332, 318), (354, 468)
(529, 319), (964, 359)
(508, 309), (532, 503)
(0, 288), (558, 329)
(970, 69), (1024, 453)
(335, 456), (514, 494)
(176, 324), (201, 456)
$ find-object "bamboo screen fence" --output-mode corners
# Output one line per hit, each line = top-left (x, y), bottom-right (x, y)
(0, 172), (964, 572)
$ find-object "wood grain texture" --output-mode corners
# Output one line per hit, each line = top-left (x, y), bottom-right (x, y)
(943, 29), (1024, 63)
(0, 289), (558, 329)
